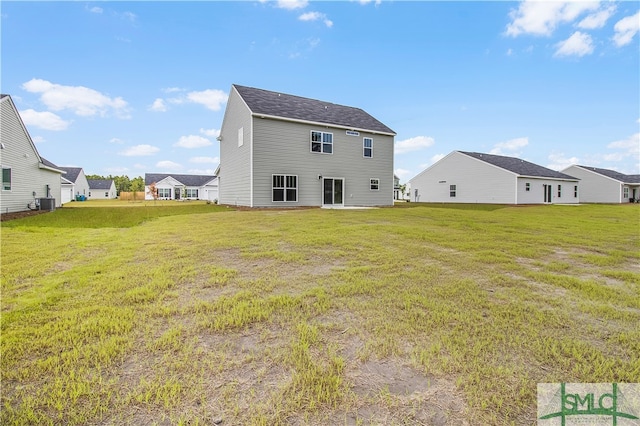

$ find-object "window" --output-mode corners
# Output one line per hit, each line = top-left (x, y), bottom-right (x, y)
(525, 183), (530, 192)
(238, 127), (244, 147)
(557, 185), (562, 198)
(272, 174), (297, 202)
(363, 138), (373, 158)
(370, 178), (379, 190)
(186, 188), (199, 198)
(574, 186), (578, 198)
(623, 187), (629, 199)
(311, 131), (333, 154)
(2, 167), (11, 190)
(158, 188), (171, 198)
(104, 192), (109, 197)
(450, 184), (456, 197)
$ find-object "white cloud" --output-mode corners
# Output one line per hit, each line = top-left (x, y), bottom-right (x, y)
(358, 0), (382, 5)
(394, 135), (435, 154)
(109, 138), (124, 144)
(430, 153), (446, 165)
(19, 109), (70, 131)
(156, 160), (182, 171)
(162, 87), (184, 93)
(299, 11), (333, 27)
(547, 151), (580, 171)
(490, 137), (529, 156)
(22, 78), (130, 118)
(189, 156), (219, 164)
(276, 0), (308, 10)
(186, 89), (228, 111)
(32, 136), (45, 144)
(200, 128), (220, 138)
(149, 98), (167, 112)
(506, 1), (599, 37)
(613, 11), (640, 47)
(607, 132), (640, 161)
(394, 168), (412, 181)
(188, 168), (217, 175)
(554, 31), (594, 57)
(174, 135), (212, 149)
(119, 144), (160, 156)
(577, 5), (616, 29)
(105, 166), (129, 174)
(88, 6), (103, 14)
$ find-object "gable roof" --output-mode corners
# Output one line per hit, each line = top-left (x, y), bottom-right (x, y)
(572, 165), (640, 184)
(459, 151), (578, 180)
(88, 179), (114, 190)
(233, 84), (396, 136)
(144, 173), (216, 186)
(59, 167), (83, 182)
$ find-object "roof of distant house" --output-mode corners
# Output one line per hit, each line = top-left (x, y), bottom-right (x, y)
(459, 151), (578, 180)
(59, 167), (83, 182)
(573, 165), (640, 184)
(88, 179), (114, 190)
(233, 84), (396, 136)
(144, 173), (217, 186)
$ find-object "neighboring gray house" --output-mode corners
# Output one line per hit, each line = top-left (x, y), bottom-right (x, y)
(88, 179), (117, 199)
(59, 167), (90, 200)
(561, 165), (640, 203)
(144, 173), (218, 201)
(1, 94), (65, 213)
(409, 151), (580, 205)
(217, 84), (396, 207)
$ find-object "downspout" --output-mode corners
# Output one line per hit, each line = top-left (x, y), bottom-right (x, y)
(249, 118), (254, 208)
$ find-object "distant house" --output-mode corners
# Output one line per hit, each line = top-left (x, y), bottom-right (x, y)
(0, 94), (65, 213)
(217, 84), (396, 207)
(561, 165), (640, 203)
(88, 179), (117, 199)
(409, 151), (580, 205)
(59, 167), (90, 200)
(144, 173), (218, 201)
(61, 176), (74, 204)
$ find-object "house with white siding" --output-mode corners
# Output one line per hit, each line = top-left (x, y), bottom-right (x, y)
(561, 165), (640, 203)
(144, 173), (218, 201)
(409, 151), (580, 205)
(0, 94), (65, 213)
(217, 84), (396, 207)
(59, 167), (90, 200)
(88, 179), (117, 199)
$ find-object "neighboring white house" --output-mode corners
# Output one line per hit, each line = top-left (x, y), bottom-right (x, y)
(88, 179), (117, 199)
(409, 151), (580, 205)
(59, 167), (90, 200)
(144, 173), (218, 201)
(61, 176), (74, 204)
(0, 94), (65, 213)
(561, 165), (640, 203)
(217, 84), (396, 207)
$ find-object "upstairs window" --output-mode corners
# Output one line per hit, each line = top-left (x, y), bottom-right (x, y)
(525, 183), (530, 192)
(370, 178), (379, 190)
(273, 174), (297, 202)
(363, 138), (373, 158)
(2, 167), (11, 190)
(311, 131), (333, 154)
(450, 184), (457, 197)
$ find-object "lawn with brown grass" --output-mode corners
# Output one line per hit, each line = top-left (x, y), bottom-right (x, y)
(1, 202), (638, 425)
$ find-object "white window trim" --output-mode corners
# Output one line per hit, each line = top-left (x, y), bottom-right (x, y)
(310, 131), (333, 155)
(370, 178), (380, 191)
(272, 174), (298, 203)
(363, 137), (373, 158)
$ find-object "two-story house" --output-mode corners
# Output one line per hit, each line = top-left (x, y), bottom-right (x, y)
(217, 85), (396, 207)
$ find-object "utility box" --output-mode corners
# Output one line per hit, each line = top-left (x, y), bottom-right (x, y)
(39, 198), (56, 211)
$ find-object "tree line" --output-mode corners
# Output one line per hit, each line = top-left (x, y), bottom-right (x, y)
(85, 175), (145, 195)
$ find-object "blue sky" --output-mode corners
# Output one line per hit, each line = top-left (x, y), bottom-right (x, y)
(2, 1), (639, 182)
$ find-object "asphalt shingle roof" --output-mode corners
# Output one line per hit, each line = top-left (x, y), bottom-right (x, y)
(88, 179), (114, 190)
(233, 84), (396, 135)
(59, 167), (82, 182)
(40, 157), (63, 171)
(576, 165), (640, 184)
(144, 173), (216, 186)
(460, 151), (578, 180)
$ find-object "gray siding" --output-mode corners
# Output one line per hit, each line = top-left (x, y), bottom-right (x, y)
(1, 97), (62, 213)
(251, 118), (394, 207)
(562, 165), (623, 203)
(218, 88), (252, 206)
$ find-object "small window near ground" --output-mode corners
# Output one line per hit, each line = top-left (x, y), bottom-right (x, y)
(525, 183), (530, 192)
(363, 138), (373, 158)
(450, 184), (456, 197)
(2, 167), (11, 190)
(186, 189), (198, 198)
(370, 178), (379, 190)
(574, 186), (578, 198)
(557, 185), (562, 198)
(158, 188), (171, 198)
(311, 131), (333, 154)
(273, 174), (297, 202)
(623, 187), (629, 199)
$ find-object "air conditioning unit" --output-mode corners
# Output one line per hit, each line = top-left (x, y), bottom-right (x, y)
(39, 198), (56, 211)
